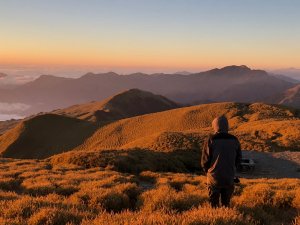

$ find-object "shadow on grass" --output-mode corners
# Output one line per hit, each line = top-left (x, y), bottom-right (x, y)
(51, 148), (202, 174)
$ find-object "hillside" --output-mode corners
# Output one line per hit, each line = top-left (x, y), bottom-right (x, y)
(0, 114), (96, 159)
(74, 102), (300, 153)
(50, 102), (300, 175)
(1, 101), (300, 160)
(0, 89), (178, 158)
(53, 89), (179, 122)
(279, 84), (300, 108)
(0, 65), (294, 116)
(0, 119), (20, 135)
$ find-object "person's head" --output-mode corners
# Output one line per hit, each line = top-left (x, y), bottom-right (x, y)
(212, 115), (229, 133)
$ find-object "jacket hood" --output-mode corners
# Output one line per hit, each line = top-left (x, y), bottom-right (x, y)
(212, 115), (229, 133)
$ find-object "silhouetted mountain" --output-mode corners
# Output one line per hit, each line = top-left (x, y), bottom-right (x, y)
(53, 89), (179, 122)
(173, 71), (192, 75)
(0, 65), (295, 115)
(272, 68), (300, 81)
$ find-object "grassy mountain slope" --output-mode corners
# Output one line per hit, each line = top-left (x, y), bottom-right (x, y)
(279, 84), (300, 108)
(75, 102), (299, 153)
(1, 101), (299, 160)
(0, 119), (20, 135)
(0, 114), (96, 159)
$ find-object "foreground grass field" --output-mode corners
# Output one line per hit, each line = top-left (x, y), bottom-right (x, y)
(0, 158), (299, 225)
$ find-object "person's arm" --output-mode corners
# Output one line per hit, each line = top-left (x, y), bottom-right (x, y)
(235, 140), (242, 169)
(201, 136), (213, 173)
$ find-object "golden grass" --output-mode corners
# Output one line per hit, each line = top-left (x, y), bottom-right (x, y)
(81, 207), (249, 225)
(75, 102), (300, 153)
(0, 119), (19, 135)
(0, 158), (299, 225)
(1, 102), (299, 159)
(0, 114), (96, 159)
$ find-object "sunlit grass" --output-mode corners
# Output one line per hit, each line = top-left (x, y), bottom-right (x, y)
(0, 158), (299, 224)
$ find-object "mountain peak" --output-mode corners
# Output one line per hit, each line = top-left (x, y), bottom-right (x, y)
(102, 89), (179, 112)
(53, 89), (179, 122)
(174, 71), (192, 75)
(81, 72), (119, 79)
(220, 65), (251, 72)
(206, 65), (269, 77)
(38, 74), (58, 79)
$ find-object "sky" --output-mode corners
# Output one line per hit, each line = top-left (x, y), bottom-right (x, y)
(0, 0), (300, 75)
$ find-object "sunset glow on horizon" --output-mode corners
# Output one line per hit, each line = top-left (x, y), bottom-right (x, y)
(1, 0), (300, 71)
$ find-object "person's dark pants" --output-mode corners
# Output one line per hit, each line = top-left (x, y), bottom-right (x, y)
(208, 185), (234, 207)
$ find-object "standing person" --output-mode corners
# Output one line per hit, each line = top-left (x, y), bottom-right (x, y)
(201, 115), (242, 207)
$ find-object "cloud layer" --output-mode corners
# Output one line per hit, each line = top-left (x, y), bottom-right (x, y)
(0, 102), (30, 114)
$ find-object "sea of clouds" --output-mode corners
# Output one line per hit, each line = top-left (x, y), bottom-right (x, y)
(0, 114), (24, 121)
(0, 102), (30, 121)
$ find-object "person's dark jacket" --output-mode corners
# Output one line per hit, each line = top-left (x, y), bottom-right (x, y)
(201, 116), (242, 187)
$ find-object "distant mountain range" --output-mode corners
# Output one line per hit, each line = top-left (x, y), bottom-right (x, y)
(270, 74), (300, 84)
(272, 68), (300, 81)
(0, 65), (299, 116)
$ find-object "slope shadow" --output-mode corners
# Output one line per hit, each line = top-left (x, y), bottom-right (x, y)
(51, 148), (201, 174)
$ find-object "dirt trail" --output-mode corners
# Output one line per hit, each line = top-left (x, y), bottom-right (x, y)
(238, 150), (300, 179)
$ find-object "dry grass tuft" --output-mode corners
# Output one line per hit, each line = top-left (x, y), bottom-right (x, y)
(27, 207), (83, 225)
(81, 206), (250, 225)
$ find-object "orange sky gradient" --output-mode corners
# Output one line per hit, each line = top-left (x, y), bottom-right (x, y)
(1, 43), (299, 71)
(0, 1), (299, 71)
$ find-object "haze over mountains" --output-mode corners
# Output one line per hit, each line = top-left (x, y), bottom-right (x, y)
(0, 65), (300, 117)
(272, 68), (300, 81)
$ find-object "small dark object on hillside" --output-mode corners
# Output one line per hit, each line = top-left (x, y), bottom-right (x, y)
(238, 158), (255, 173)
(234, 177), (240, 184)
